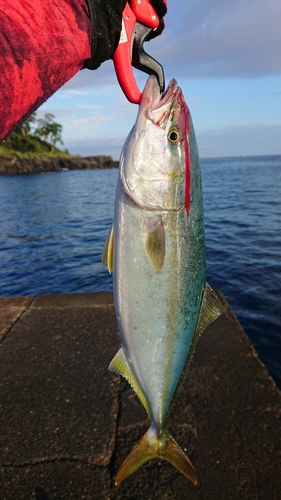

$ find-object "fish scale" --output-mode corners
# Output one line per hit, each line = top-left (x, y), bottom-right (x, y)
(102, 75), (224, 485)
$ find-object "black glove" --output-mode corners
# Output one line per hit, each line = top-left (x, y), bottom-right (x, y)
(83, 0), (167, 70)
(83, 0), (127, 70)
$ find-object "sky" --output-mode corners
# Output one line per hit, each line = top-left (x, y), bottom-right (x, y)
(37, 0), (281, 160)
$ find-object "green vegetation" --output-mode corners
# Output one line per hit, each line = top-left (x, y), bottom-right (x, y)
(0, 113), (76, 159)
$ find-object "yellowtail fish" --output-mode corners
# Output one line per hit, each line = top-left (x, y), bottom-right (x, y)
(103, 76), (224, 485)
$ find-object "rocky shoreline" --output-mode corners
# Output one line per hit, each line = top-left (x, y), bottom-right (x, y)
(0, 155), (119, 175)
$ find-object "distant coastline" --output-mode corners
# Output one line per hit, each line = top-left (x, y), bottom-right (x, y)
(0, 155), (119, 175)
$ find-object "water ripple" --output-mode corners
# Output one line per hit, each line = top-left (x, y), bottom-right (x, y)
(0, 157), (280, 388)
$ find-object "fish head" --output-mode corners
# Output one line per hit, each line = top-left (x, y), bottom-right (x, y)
(119, 76), (195, 212)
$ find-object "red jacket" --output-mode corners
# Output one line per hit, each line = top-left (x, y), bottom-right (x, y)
(0, 0), (166, 142)
(0, 0), (124, 142)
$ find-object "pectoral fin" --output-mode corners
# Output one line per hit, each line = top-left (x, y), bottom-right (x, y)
(101, 224), (114, 273)
(109, 348), (151, 418)
(145, 216), (165, 272)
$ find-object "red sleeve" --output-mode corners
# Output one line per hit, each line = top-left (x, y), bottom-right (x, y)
(0, 0), (91, 142)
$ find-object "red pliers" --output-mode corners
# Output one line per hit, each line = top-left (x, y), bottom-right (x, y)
(113, 0), (167, 104)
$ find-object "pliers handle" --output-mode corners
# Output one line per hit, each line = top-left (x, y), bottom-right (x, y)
(113, 0), (167, 104)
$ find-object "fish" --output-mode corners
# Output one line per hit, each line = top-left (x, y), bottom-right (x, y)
(102, 76), (224, 485)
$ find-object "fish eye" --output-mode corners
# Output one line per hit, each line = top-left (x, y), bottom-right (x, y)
(168, 127), (180, 145)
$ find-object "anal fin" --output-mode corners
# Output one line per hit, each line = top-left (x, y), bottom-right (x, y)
(109, 348), (151, 418)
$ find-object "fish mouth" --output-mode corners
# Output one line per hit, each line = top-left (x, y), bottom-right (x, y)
(140, 76), (182, 128)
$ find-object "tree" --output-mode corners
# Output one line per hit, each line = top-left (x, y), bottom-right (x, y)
(13, 113), (37, 136)
(3, 112), (65, 155)
(34, 113), (64, 150)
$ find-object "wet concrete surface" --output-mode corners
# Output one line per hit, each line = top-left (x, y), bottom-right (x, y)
(0, 291), (280, 499)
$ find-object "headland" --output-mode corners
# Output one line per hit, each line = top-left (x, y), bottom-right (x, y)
(0, 155), (118, 175)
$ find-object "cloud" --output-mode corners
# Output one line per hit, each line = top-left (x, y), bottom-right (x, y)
(61, 61), (118, 90)
(69, 114), (108, 130)
(37, 1), (281, 160)
(197, 122), (281, 157)
(59, 89), (91, 97)
(57, 0), (281, 95)
(147, 0), (281, 79)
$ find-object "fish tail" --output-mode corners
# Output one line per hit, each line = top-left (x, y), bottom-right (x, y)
(115, 426), (197, 486)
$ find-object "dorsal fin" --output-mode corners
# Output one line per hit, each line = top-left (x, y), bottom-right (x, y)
(171, 283), (224, 407)
(184, 283), (224, 370)
(195, 283), (224, 336)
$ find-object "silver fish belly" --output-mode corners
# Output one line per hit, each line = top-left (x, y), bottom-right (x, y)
(103, 76), (224, 485)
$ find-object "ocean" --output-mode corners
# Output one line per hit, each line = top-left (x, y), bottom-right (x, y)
(0, 156), (280, 389)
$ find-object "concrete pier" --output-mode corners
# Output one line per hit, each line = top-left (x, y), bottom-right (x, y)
(1, 291), (280, 499)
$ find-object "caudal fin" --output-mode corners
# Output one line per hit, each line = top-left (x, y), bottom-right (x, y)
(115, 427), (197, 486)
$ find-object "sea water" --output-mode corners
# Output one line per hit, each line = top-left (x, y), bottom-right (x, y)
(0, 156), (280, 388)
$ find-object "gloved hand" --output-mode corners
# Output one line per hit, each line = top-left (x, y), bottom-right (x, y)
(84, 0), (167, 70)
(83, 0), (127, 70)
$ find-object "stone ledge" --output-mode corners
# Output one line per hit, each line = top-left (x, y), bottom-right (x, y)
(0, 291), (280, 499)
(0, 296), (33, 341)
